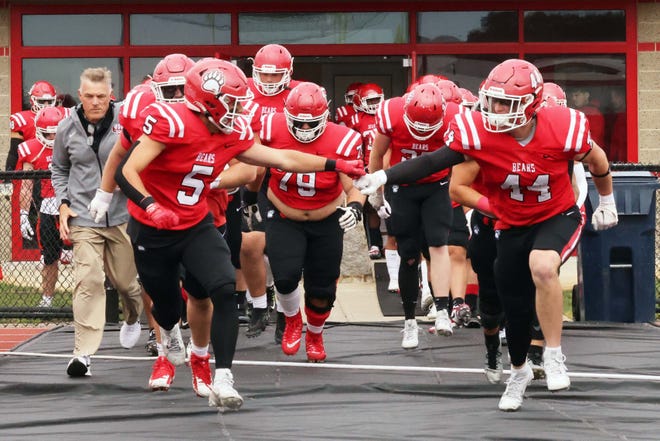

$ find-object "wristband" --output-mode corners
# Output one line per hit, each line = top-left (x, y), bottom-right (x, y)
(242, 190), (258, 205)
(324, 159), (336, 171)
(347, 201), (363, 212)
(139, 195), (155, 210)
(475, 196), (492, 216)
(599, 193), (615, 204)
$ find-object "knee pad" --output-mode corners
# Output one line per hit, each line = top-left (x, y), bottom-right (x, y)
(304, 289), (336, 314)
(480, 311), (504, 330)
(275, 278), (298, 295)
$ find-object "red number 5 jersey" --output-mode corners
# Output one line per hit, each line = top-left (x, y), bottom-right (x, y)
(446, 105), (592, 229)
(129, 102), (254, 229)
(260, 112), (361, 210)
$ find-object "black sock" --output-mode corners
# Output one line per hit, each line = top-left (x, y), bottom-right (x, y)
(434, 296), (449, 311)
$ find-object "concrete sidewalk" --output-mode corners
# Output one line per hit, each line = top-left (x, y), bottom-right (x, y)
(330, 256), (579, 323)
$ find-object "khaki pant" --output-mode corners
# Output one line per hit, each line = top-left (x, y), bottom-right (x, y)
(69, 224), (143, 356)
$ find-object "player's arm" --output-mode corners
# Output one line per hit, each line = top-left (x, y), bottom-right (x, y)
(575, 140), (616, 230)
(100, 138), (127, 193)
(115, 135), (165, 208)
(355, 145), (466, 194)
(236, 142), (364, 178)
(448, 159), (494, 218)
(5, 132), (24, 172)
(212, 159), (258, 190)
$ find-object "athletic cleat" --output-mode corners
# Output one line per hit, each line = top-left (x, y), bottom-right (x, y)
(161, 324), (186, 366)
(190, 353), (212, 397)
(485, 349), (503, 384)
(498, 363), (533, 412)
(305, 331), (327, 362)
(37, 296), (53, 308)
(544, 350), (570, 391)
(466, 314), (482, 329)
(119, 320), (141, 349)
(451, 302), (472, 328)
(66, 355), (91, 377)
(281, 311), (303, 355)
(425, 303), (438, 320)
(266, 284), (276, 314)
(433, 308), (453, 336)
(499, 328), (508, 347)
(368, 245), (382, 260)
(246, 307), (268, 338)
(401, 319), (419, 349)
(527, 349), (546, 380)
(387, 279), (399, 293)
(145, 328), (158, 356)
(420, 293), (434, 314)
(148, 356), (175, 391)
(209, 369), (243, 412)
(274, 311), (285, 345)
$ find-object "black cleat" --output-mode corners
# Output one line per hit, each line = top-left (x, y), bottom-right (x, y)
(246, 307), (268, 338)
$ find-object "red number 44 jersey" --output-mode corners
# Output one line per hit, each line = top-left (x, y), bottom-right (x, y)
(445, 105), (592, 229)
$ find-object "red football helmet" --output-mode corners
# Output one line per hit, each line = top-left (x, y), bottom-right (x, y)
(403, 84), (446, 141)
(284, 82), (329, 143)
(151, 53), (195, 103)
(458, 87), (478, 110)
(435, 79), (462, 105)
(541, 82), (567, 108)
(29, 81), (57, 113)
(35, 106), (65, 148)
(184, 58), (254, 134)
(352, 83), (384, 115)
(344, 82), (363, 105)
(479, 59), (543, 133)
(252, 44), (293, 96)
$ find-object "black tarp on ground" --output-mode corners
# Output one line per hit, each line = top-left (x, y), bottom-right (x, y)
(1, 322), (660, 441)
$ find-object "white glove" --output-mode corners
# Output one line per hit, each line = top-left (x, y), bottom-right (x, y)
(591, 193), (618, 231)
(354, 170), (387, 195)
(88, 188), (113, 223)
(243, 204), (262, 230)
(337, 202), (363, 232)
(20, 209), (34, 240)
(368, 192), (384, 210)
(377, 199), (392, 219)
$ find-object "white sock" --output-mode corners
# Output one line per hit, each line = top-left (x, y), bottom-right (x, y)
(420, 260), (430, 293)
(252, 294), (267, 309)
(277, 286), (301, 317)
(245, 290), (253, 304)
(385, 249), (400, 282)
(191, 343), (209, 357)
(156, 343), (164, 357)
(544, 346), (562, 355)
(276, 298), (283, 313)
(307, 323), (323, 334)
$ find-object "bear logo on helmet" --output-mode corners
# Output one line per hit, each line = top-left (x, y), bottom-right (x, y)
(201, 70), (225, 96)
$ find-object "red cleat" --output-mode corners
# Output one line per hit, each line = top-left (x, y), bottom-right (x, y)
(281, 311), (303, 356)
(148, 356), (175, 391)
(189, 352), (212, 398)
(305, 330), (326, 362)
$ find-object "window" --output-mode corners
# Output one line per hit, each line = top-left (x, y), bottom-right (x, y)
(22, 58), (124, 109)
(524, 10), (625, 42)
(239, 12), (408, 44)
(130, 14), (231, 45)
(417, 11), (517, 43)
(22, 14), (122, 46)
(417, 54), (514, 94)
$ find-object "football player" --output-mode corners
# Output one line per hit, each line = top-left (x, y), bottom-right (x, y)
(355, 59), (617, 411)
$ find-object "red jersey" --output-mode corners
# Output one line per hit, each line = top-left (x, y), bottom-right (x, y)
(260, 112), (361, 210)
(376, 97), (459, 184)
(246, 78), (300, 133)
(445, 106), (592, 229)
(129, 102), (254, 229)
(349, 111), (377, 166)
(16, 138), (55, 198)
(335, 104), (357, 128)
(119, 85), (156, 149)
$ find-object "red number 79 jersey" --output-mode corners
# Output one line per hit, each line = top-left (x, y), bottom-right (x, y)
(445, 106), (592, 229)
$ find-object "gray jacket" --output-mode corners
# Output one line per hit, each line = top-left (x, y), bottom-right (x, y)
(51, 102), (130, 227)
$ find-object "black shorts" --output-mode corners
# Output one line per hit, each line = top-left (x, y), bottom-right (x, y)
(265, 207), (343, 296)
(37, 213), (63, 265)
(448, 205), (469, 248)
(384, 180), (452, 260)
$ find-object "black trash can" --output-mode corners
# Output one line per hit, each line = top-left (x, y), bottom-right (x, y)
(575, 171), (659, 323)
